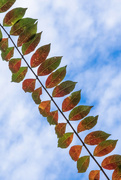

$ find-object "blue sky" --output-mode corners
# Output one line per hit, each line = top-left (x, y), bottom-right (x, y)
(0, 0), (121, 179)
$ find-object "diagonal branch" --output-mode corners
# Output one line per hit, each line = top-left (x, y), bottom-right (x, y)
(0, 23), (110, 180)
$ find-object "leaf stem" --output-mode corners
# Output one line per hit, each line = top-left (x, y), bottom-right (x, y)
(0, 23), (110, 180)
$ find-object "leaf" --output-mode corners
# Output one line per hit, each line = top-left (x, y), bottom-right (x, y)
(84, 131), (111, 145)
(30, 44), (50, 68)
(101, 154), (121, 170)
(47, 110), (58, 125)
(3, 7), (27, 26)
(1, 47), (14, 61)
(37, 56), (62, 76)
(32, 87), (42, 104)
(58, 132), (74, 149)
(0, 0), (16, 13)
(11, 66), (28, 83)
(89, 170), (100, 180)
(69, 145), (82, 161)
(45, 66), (67, 88)
(52, 80), (77, 97)
(77, 156), (90, 173)
(0, 38), (8, 51)
(22, 79), (36, 93)
(69, 105), (93, 121)
(22, 32), (42, 55)
(0, 29), (2, 41)
(62, 90), (81, 112)
(17, 22), (37, 47)
(10, 18), (37, 36)
(9, 58), (21, 73)
(93, 140), (118, 157)
(55, 123), (67, 138)
(112, 166), (121, 180)
(77, 116), (98, 133)
(38, 100), (51, 117)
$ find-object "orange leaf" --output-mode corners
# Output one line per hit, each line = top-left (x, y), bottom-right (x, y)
(58, 132), (74, 148)
(38, 100), (51, 117)
(22, 79), (36, 93)
(47, 110), (58, 125)
(55, 123), (67, 138)
(89, 170), (100, 180)
(9, 58), (21, 73)
(112, 166), (121, 180)
(69, 145), (82, 161)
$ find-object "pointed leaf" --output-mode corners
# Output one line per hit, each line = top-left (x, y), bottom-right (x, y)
(62, 90), (81, 112)
(11, 66), (28, 83)
(77, 156), (90, 173)
(22, 79), (36, 93)
(30, 44), (50, 68)
(47, 110), (58, 125)
(38, 100), (51, 117)
(3, 7), (27, 26)
(22, 32), (42, 55)
(37, 56), (61, 76)
(101, 155), (121, 170)
(45, 66), (66, 88)
(0, 38), (8, 51)
(93, 140), (118, 157)
(1, 47), (14, 61)
(0, 0), (16, 13)
(17, 22), (37, 47)
(10, 18), (37, 36)
(89, 170), (100, 180)
(9, 58), (21, 73)
(84, 131), (111, 145)
(69, 145), (82, 161)
(69, 105), (93, 121)
(77, 116), (98, 133)
(0, 29), (2, 41)
(58, 132), (74, 149)
(52, 80), (77, 97)
(55, 123), (67, 138)
(112, 166), (121, 180)
(32, 87), (42, 104)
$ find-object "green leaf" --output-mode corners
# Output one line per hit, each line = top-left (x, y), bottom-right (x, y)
(58, 132), (74, 148)
(69, 105), (93, 121)
(47, 110), (58, 125)
(3, 7), (27, 26)
(0, 0), (16, 13)
(101, 154), (121, 170)
(77, 116), (98, 133)
(69, 145), (82, 161)
(84, 131), (111, 145)
(10, 18), (37, 36)
(45, 66), (67, 88)
(77, 156), (90, 173)
(93, 140), (118, 157)
(55, 123), (67, 138)
(0, 38), (8, 51)
(37, 56), (61, 76)
(112, 166), (121, 180)
(38, 100), (51, 117)
(0, 29), (2, 41)
(11, 66), (28, 83)
(32, 87), (42, 104)
(89, 170), (100, 180)
(62, 90), (81, 112)
(9, 58), (21, 73)
(52, 80), (77, 97)
(1, 47), (14, 61)
(30, 44), (50, 68)
(22, 79), (36, 93)
(22, 32), (42, 55)
(17, 22), (37, 47)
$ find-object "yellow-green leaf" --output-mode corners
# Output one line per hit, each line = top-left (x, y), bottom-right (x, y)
(47, 110), (58, 125)
(32, 87), (42, 104)
(89, 170), (100, 180)
(77, 156), (90, 173)
(11, 67), (28, 83)
(69, 145), (82, 161)
(0, 0), (16, 13)
(1, 47), (14, 61)
(55, 123), (67, 138)
(58, 132), (74, 148)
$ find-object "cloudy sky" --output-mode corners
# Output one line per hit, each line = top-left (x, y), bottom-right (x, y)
(1, 0), (121, 179)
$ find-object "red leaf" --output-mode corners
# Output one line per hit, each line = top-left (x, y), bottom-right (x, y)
(0, 38), (8, 52)
(55, 123), (67, 138)
(22, 79), (36, 93)
(69, 145), (82, 161)
(9, 58), (21, 73)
